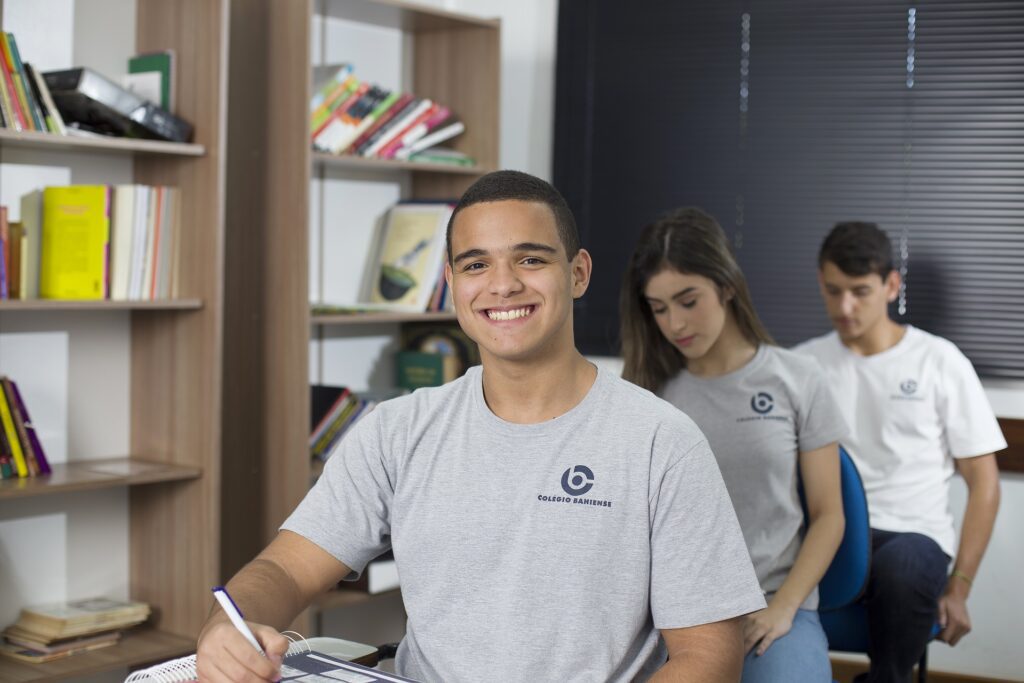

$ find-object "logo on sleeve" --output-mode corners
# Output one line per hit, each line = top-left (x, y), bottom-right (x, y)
(892, 378), (924, 401)
(537, 464), (612, 509)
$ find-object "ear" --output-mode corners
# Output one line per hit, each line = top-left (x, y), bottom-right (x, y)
(444, 260), (454, 299)
(570, 249), (593, 299)
(884, 269), (901, 303)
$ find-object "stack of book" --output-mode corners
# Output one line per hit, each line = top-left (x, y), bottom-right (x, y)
(0, 375), (51, 480)
(0, 31), (67, 135)
(310, 64), (473, 166)
(309, 385), (390, 462)
(0, 184), (181, 301)
(1, 597), (149, 664)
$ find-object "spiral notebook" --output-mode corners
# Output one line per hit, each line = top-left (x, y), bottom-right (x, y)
(124, 635), (419, 682)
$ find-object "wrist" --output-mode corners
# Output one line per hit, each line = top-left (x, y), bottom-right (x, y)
(947, 568), (973, 597)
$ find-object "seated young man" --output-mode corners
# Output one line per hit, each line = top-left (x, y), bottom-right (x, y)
(795, 222), (1005, 683)
(196, 170), (765, 682)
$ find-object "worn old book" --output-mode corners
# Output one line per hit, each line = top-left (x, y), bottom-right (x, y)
(10, 597), (149, 642)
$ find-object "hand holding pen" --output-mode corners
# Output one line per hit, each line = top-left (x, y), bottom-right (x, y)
(195, 586), (287, 682)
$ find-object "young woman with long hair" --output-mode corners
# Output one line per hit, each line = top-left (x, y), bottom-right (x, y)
(621, 207), (846, 683)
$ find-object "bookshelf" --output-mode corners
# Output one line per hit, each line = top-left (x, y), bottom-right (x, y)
(224, 0), (499, 635)
(0, 0), (230, 679)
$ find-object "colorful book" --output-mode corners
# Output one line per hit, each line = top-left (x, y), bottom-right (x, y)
(5, 376), (51, 475)
(25, 63), (67, 135)
(0, 418), (14, 478)
(0, 206), (8, 299)
(1, 378), (38, 475)
(0, 377), (28, 477)
(362, 98), (432, 158)
(360, 202), (453, 311)
(4, 33), (45, 131)
(351, 93), (415, 156)
(40, 186), (110, 299)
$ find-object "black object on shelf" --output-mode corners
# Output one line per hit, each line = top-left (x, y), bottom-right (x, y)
(43, 67), (193, 143)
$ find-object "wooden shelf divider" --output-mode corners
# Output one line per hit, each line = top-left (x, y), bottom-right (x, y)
(0, 128), (204, 157)
(0, 457), (202, 501)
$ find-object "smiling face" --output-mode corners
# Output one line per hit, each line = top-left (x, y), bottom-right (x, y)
(818, 260), (899, 343)
(643, 267), (730, 362)
(445, 199), (591, 365)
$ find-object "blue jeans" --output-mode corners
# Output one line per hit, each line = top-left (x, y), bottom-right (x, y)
(865, 529), (951, 683)
(742, 608), (831, 683)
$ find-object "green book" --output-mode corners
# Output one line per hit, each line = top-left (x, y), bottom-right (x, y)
(396, 351), (458, 390)
(127, 50), (174, 110)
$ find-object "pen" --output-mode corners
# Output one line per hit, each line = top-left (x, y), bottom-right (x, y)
(212, 586), (266, 655)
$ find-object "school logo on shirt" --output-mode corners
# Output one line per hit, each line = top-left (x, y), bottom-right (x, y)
(750, 392), (774, 414)
(892, 378), (925, 401)
(561, 465), (594, 496)
(737, 390), (789, 423)
(536, 465), (613, 509)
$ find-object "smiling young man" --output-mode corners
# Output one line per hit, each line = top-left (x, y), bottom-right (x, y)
(195, 171), (764, 682)
(794, 222), (1005, 683)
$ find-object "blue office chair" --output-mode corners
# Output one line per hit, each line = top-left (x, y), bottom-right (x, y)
(807, 445), (936, 683)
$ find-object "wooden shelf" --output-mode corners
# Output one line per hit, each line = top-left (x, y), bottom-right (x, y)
(0, 458), (201, 501)
(0, 299), (203, 312)
(320, 0), (499, 31)
(313, 152), (486, 176)
(0, 628), (194, 683)
(312, 587), (401, 612)
(312, 311), (457, 326)
(0, 128), (204, 157)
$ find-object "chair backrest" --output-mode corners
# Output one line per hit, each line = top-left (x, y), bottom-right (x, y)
(816, 445), (871, 611)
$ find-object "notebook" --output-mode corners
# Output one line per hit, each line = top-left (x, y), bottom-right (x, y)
(124, 635), (419, 682)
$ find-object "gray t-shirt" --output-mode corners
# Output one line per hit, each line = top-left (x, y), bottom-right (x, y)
(660, 345), (846, 609)
(283, 365), (764, 682)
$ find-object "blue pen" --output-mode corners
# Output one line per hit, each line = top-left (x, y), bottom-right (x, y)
(212, 586), (266, 655)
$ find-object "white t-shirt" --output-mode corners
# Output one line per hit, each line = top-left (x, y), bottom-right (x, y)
(794, 326), (1006, 556)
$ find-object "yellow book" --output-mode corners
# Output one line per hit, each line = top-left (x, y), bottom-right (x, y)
(0, 376), (28, 477)
(40, 186), (110, 300)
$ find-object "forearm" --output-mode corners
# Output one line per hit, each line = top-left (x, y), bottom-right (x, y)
(202, 557), (311, 635)
(653, 618), (744, 682)
(772, 509), (845, 611)
(951, 469), (1000, 585)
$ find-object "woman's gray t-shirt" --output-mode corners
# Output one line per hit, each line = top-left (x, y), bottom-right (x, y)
(283, 365), (764, 682)
(660, 345), (847, 609)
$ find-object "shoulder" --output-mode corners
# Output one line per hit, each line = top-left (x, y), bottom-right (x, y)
(373, 366), (478, 423)
(764, 344), (828, 376)
(905, 327), (977, 375)
(602, 370), (708, 450)
(791, 331), (839, 358)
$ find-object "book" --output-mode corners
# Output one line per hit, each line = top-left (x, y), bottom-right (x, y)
(123, 635), (418, 682)
(360, 203), (453, 311)
(3, 628), (120, 654)
(39, 185), (110, 300)
(24, 62), (67, 135)
(0, 379), (28, 477)
(362, 98), (433, 158)
(126, 50), (175, 110)
(0, 206), (8, 299)
(10, 597), (149, 642)
(3, 376), (51, 474)
(395, 350), (459, 390)
(19, 189), (42, 299)
(0, 412), (15, 478)
(4, 34), (45, 132)
(395, 121), (466, 161)
(0, 631), (119, 664)
(1, 377), (39, 475)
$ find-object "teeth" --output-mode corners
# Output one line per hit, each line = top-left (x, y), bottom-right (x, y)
(487, 306), (532, 321)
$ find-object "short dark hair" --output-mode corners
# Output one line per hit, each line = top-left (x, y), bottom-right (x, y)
(446, 170), (580, 263)
(819, 221), (895, 278)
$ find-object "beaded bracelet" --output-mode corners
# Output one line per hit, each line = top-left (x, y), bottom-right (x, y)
(951, 568), (974, 587)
